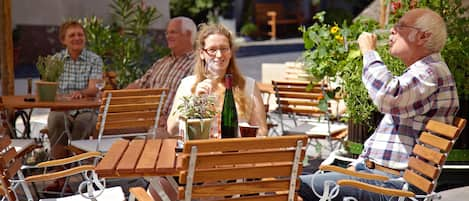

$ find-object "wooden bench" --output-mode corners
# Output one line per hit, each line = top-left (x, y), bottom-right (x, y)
(255, 2), (302, 39)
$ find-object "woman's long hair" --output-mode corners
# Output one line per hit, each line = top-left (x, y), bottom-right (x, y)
(191, 23), (250, 119)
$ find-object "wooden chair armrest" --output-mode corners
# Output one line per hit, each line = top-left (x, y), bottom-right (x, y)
(25, 165), (95, 182)
(129, 187), (154, 201)
(337, 179), (415, 197)
(35, 151), (101, 168)
(319, 165), (389, 181)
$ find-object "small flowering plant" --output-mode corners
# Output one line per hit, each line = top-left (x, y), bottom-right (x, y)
(300, 11), (350, 113)
(301, 11), (388, 123)
(300, 11), (349, 80)
(176, 94), (217, 119)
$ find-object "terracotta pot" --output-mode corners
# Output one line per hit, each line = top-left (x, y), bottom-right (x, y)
(36, 80), (57, 102)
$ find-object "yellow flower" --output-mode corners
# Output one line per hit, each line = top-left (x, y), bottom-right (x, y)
(335, 35), (344, 43)
(330, 25), (339, 34)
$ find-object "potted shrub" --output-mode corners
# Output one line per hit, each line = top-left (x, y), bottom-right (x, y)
(301, 12), (407, 157)
(35, 55), (64, 101)
(81, 0), (167, 89)
(176, 95), (217, 140)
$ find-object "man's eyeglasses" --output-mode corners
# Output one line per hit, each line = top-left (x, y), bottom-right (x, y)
(393, 23), (421, 32)
(202, 48), (231, 56)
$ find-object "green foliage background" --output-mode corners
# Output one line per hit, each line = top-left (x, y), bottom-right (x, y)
(169, 0), (231, 24)
(81, 0), (169, 88)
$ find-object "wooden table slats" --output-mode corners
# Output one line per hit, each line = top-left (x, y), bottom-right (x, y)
(95, 139), (178, 178)
(135, 139), (162, 173)
(95, 139), (129, 176)
(116, 139), (146, 174)
(156, 139), (177, 173)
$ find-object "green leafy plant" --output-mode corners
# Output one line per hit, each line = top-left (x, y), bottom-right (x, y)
(169, 0), (231, 23)
(301, 12), (407, 126)
(36, 55), (64, 82)
(81, 0), (168, 88)
(240, 22), (258, 37)
(301, 11), (347, 81)
(176, 95), (217, 119)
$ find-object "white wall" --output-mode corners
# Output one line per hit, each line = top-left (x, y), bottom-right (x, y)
(12, 0), (170, 29)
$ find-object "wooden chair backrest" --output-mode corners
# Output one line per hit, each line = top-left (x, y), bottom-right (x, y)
(272, 80), (329, 116)
(94, 88), (169, 139)
(0, 136), (21, 201)
(254, 2), (301, 26)
(404, 117), (466, 194)
(177, 135), (308, 201)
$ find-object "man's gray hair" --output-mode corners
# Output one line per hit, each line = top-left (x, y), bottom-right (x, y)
(413, 9), (447, 53)
(172, 16), (197, 45)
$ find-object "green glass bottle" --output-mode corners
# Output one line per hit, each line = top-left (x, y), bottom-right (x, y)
(221, 74), (238, 138)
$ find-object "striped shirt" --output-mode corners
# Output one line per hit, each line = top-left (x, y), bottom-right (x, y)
(55, 49), (103, 95)
(358, 51), (459, 170)
(132, 51), (195, 124)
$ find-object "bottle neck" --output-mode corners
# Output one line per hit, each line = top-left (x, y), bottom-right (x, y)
(224, 74), (233, 89)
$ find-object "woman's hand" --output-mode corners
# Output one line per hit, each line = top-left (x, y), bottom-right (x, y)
(195, 79), (215, 96)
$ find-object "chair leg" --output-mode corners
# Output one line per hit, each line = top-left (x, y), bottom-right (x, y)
(17, 170), (34, 201)
(148, 177), (172, 201)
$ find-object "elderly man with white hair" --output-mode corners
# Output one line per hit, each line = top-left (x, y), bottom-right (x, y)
(299, 8), (459, 201)
(127, 16), (197, 136)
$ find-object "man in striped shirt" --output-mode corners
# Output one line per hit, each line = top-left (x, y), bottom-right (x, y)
(127, 17), (197, 136)
(300, 8), (459, 201)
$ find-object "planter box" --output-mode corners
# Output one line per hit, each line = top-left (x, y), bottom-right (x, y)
(179, 117), (214, 141)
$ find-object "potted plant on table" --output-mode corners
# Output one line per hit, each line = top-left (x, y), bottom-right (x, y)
(176, 94), (217, 140)
(35, 55), (64, 102)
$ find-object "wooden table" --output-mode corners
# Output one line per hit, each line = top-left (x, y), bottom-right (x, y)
(2, 95), (100, 111)
(95, 138), (179, 178)
(1, 95), (100, 138)
(95, 138), (179, 201)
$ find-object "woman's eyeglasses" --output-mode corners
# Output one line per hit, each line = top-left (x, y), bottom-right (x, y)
(202, 48), (231, 56)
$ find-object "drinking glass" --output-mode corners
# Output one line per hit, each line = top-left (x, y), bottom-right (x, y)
(203, 60), (220, 93)
(204, 60), (221, 138)
(344, 29), (390, 51)
(95, 79), (105, 102)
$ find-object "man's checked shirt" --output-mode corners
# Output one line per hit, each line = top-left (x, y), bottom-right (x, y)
(55, 49), (103, 95)
(131, 51), (195, 126)
(358, 50), (459, 170)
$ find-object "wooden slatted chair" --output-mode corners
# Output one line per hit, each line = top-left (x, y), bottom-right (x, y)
(0, 135), (125, 201)
(1, 98), (37, 159)
(68, 88), (168, 153)
(271, 80), (347, 151)
(128, 135), (308, 201)
(317, 117), (466, 201)
(0, 135), (33, 201)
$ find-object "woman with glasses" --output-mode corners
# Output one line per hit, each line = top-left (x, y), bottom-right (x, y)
(167, 23), (268, 137)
